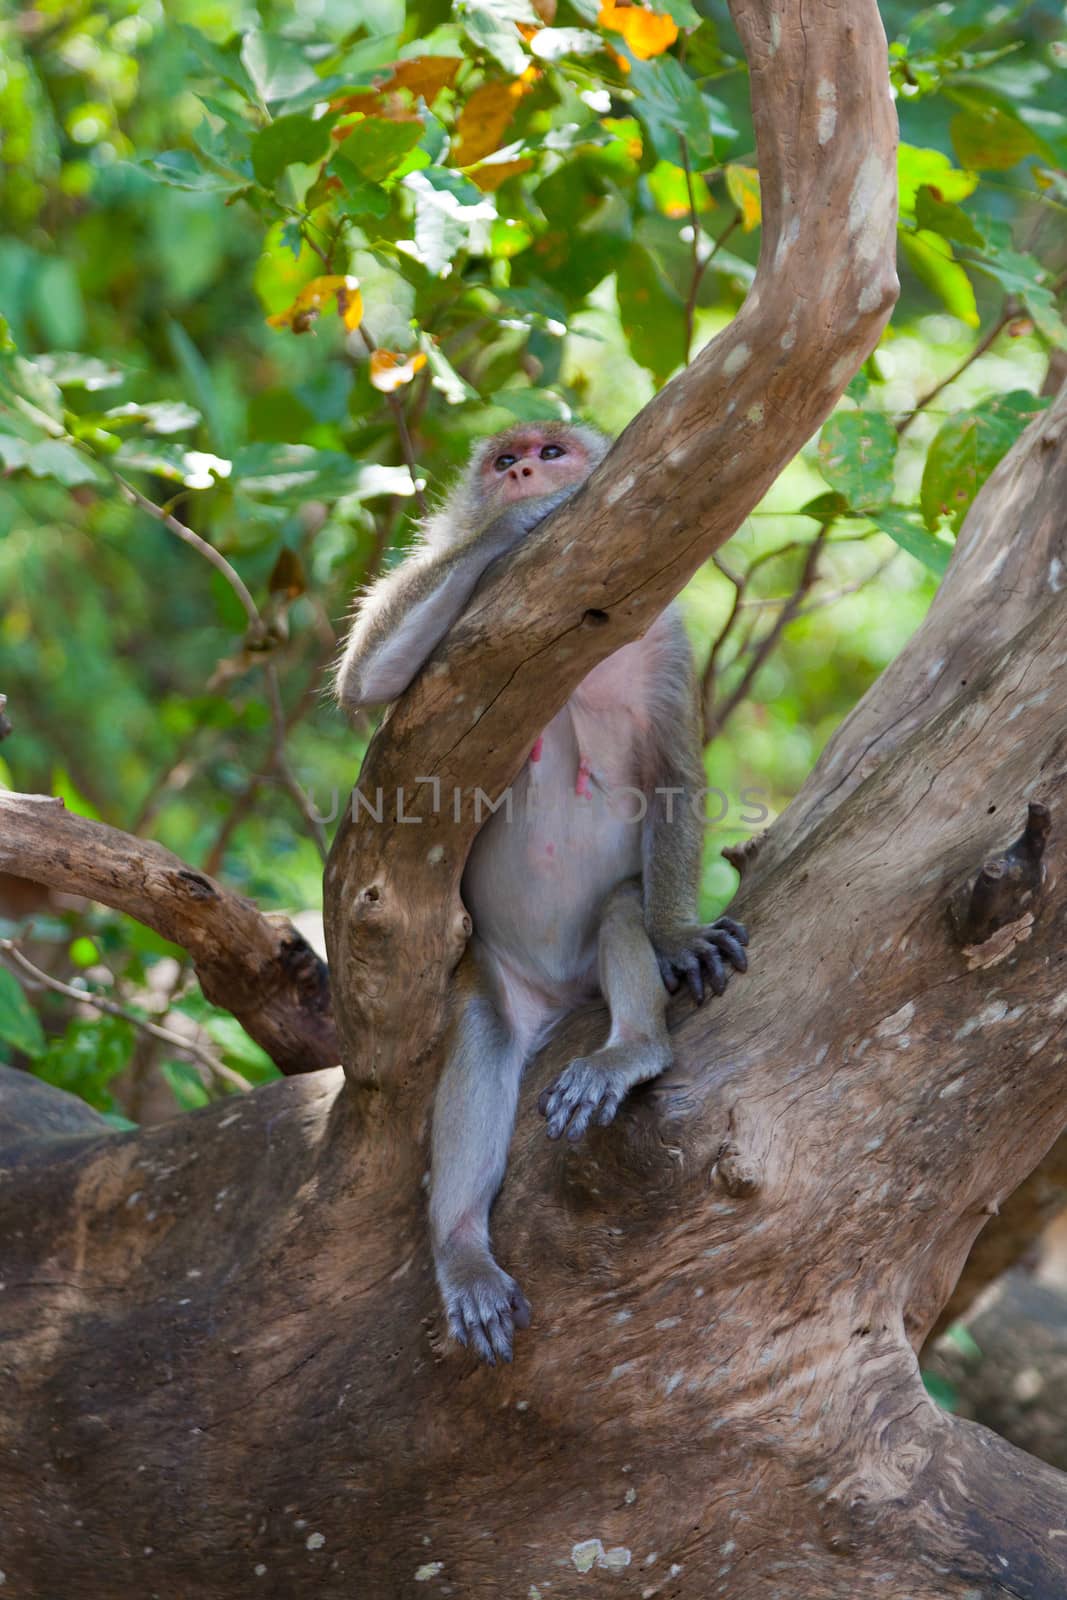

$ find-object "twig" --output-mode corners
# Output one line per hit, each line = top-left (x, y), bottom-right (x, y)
(704, 520), (834, 742)
(357, 323), (428, 519)
(679, 142), (740, 365)
(0, 940), (251, 1094)
(264, 661), (329, 861)
(700, 554), (746, 712)
(111, 470), (264, 639)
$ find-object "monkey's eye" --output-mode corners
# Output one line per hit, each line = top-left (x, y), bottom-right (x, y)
(540, 444), (565, 460)
(494, 453), (518, 471)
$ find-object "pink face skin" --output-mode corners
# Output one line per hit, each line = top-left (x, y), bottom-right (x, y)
(481, 430), (591, 507)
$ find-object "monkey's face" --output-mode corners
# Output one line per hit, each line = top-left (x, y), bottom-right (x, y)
(477, 426), (595, 511)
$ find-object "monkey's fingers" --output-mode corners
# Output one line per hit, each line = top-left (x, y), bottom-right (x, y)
(713, 916), (749, 948)
(511, 1285), (532, 1331)
(655, 954), (681, 994)
(674, 951), (703, 1005)
(703, 926), (748, 973)
(693, 941), (727, 997)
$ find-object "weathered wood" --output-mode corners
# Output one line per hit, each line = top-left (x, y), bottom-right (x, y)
(0, 793), (337, 1076)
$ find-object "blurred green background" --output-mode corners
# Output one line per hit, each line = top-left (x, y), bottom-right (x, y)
(0, 0), (1064, 1123)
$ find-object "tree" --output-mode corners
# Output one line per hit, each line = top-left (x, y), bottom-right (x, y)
(2, 0), (1067, 1595)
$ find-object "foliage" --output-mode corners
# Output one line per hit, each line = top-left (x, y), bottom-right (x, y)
(0, 0), (1063, 1116)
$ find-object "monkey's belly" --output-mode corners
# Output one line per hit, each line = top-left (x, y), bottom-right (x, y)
(461, 723), (642, 997)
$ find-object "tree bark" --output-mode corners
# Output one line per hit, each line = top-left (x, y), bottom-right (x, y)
(6, 4), (1067, 1599)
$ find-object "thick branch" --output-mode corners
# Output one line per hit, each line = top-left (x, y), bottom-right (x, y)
(0, 792), (337, 1077)
(325, 0), (900, 1095)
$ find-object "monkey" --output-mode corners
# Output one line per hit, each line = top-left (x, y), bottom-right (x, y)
(337, 421), (748, 1365)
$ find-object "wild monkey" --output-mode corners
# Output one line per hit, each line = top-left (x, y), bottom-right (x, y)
(337, 422), (748, 1364)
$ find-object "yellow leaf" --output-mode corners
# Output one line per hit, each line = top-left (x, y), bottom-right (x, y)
(725, 164), (761, 232)
(266, 275), (362, 335)
(453, 78), (535, 168)
(598, 1), (678, 59)
(369, 349), (428, 392)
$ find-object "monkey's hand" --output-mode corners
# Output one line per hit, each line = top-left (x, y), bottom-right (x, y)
(650, 916), (748, 1004)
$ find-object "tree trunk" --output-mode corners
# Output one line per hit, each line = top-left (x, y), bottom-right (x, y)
(4, 4), (1067, 1598)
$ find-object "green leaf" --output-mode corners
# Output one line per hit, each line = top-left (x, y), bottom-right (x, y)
(21, 439), (105, 485)
(402, 170), (495, 276)
(0, 969), (46, 1058)
(968, 242), (1067, 350)
(898, 144), (978, 217)
(489, 387), (571, 421)
(616, 243), (686, 383)
(922, 1370), (957, 1412)
(116, 440), (232, 487)
(921, 391), (1052, 532)
(327, 154), (390, 219)
(869, 509), (951, 577)
(913, 188), (984, 249)
(251, 113), (332, 187)
(906, 0), (1030, 53)
(104, 401), (200, 435)
(240, 30), (320, 105)
(231, 442), (365, 502)
(627, 54), (715, 167)
(181, 26), (256, 101)
(817, 412), (897, 511)
(160, 1059), (212, 1111)
(139, 150), (245, 194)
(658, 0), (701, 22)
(36, 352), (124, 391)
(336, 118), (425, 183)
(899, 229), (979, 327)
(950, 106), (1038, 171)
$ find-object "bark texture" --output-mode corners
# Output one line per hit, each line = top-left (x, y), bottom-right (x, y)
(4, 4), (1067, 1599)
(0, 793), (337, 1076)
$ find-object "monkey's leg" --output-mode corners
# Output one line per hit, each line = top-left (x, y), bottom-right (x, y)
(430, 956), (533, 1365)
(539, 882), (672, 1143)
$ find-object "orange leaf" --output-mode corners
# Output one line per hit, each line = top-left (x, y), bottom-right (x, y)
(469, 156), (534, 192)
(598, 0), (678, 59)
(452, 78), (534, 167)
(369, 349), (428, 392)
(391, 56), (463, 100)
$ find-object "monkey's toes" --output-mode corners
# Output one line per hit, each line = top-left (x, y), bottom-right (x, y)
(539, 1062), (623, 1142)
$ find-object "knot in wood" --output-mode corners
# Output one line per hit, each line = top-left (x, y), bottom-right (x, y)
(715, 1139), (761, 1198)
(950, 800), (1051, 946)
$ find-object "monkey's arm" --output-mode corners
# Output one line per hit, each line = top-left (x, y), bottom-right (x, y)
(336, 491), (572, 708)
(641, 613), (748, 1003)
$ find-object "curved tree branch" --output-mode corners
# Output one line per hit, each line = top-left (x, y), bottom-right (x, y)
(325, 0), (900, 1098)
(0, 792), (337, 1076)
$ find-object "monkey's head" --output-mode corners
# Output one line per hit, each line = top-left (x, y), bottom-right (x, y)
(469, 421), (609, 516)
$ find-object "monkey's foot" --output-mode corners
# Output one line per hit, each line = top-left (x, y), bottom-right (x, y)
(538, 1038), (671, 1143)
(439, 1256), (531, 1366)
(651, 915), (748, 1004)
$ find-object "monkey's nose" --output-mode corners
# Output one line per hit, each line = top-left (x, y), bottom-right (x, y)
(521, 466), (533, 477)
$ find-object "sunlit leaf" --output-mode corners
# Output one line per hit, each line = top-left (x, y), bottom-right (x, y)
(104, 401), (201, 435)
(920, 391), (1051, 532)
(529, 27), (602, 61)
(116, 442), (232, 487)
(369, 349), (428, 392)
(899, 230), (979, 327)
(817, 412), (897, 511)
(459, 1), (535, 75)
(647, 159), (710, 217)
(240, 30), (320, 105)
(725, 164), (761, 232)
(490, 387), (571, 420)
(898, 144), (978, 216)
